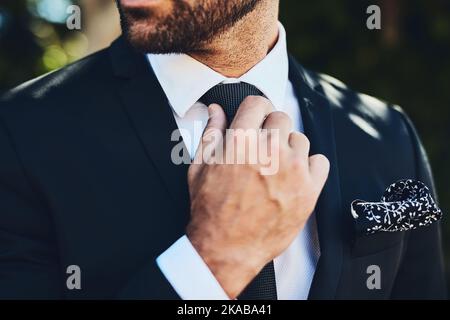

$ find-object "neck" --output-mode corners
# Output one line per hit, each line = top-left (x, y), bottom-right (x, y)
(189, 1), (279, 78)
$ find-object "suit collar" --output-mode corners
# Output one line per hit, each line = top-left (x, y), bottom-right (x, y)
(109, 36), (141, 78)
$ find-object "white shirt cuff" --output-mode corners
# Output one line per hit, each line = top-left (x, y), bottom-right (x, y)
(156, 235), (230, 300)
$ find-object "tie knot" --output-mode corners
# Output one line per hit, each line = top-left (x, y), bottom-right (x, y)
(199, 82), (264, 123)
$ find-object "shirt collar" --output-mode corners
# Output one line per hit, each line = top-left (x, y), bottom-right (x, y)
(148, 22), (289, 118)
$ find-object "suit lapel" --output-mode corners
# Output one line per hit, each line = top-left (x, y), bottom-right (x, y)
(109, 37), (191, 219)
(288, 56), (344, 299)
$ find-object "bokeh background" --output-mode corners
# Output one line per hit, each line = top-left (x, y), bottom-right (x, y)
(0, 0), (449, 292)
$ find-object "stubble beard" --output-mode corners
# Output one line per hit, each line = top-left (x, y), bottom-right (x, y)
(116, 0), (262, 54)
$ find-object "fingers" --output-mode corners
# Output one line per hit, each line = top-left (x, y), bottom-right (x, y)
(206, 103), (228, 133)
(193, 104), (227, 166)
(230, 96), (273, 130)
(308, 154), (330, 189)
(289, 132), (310, 159)
(262, 111), (292, 143)
(289, 133), (328, 189)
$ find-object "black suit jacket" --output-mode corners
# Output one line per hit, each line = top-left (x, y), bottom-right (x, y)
(0, 37), (446, 299)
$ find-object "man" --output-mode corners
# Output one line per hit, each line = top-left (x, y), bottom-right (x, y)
(0, 0), (446, 299)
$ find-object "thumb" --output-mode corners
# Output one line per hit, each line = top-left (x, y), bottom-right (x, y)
(192, 103), (227, 166)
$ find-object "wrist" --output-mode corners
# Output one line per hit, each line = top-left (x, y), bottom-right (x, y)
(186, 227), (262, 299)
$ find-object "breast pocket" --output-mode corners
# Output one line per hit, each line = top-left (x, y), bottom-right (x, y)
(351, 231), (405, 258)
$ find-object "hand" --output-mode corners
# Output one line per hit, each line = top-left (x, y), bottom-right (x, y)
(186, 96), (330, 299)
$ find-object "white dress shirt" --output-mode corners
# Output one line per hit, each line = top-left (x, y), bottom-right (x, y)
(150, 23), (320, 300)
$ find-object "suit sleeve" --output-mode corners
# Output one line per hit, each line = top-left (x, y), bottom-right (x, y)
(0, 115), (63, 299)
(390, 108), (447, 299)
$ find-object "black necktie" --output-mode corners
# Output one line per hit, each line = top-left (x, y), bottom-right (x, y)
(200, 82), (264, 124)
(199, 82), (278, 300)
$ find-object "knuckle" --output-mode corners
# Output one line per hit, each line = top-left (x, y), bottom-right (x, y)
(241, 95), (266, 107)
(241, 95), (272, 111)
(291, 154), (307, 172)
(297, 132), (310, 147)
(265, 134), (280, 153)
(313, 154), (330, 167)
(267, 111), (290, 123)
(233, 112), (253, 125)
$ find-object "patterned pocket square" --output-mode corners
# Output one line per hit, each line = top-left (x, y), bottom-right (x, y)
(351, 179), (442, 235)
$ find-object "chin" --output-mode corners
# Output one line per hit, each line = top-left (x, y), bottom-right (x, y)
(126, 22), (160, 51)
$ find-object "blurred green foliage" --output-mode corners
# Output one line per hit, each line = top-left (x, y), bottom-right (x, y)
(0, 0), (85, 90)
(0, 0), (449, 291)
